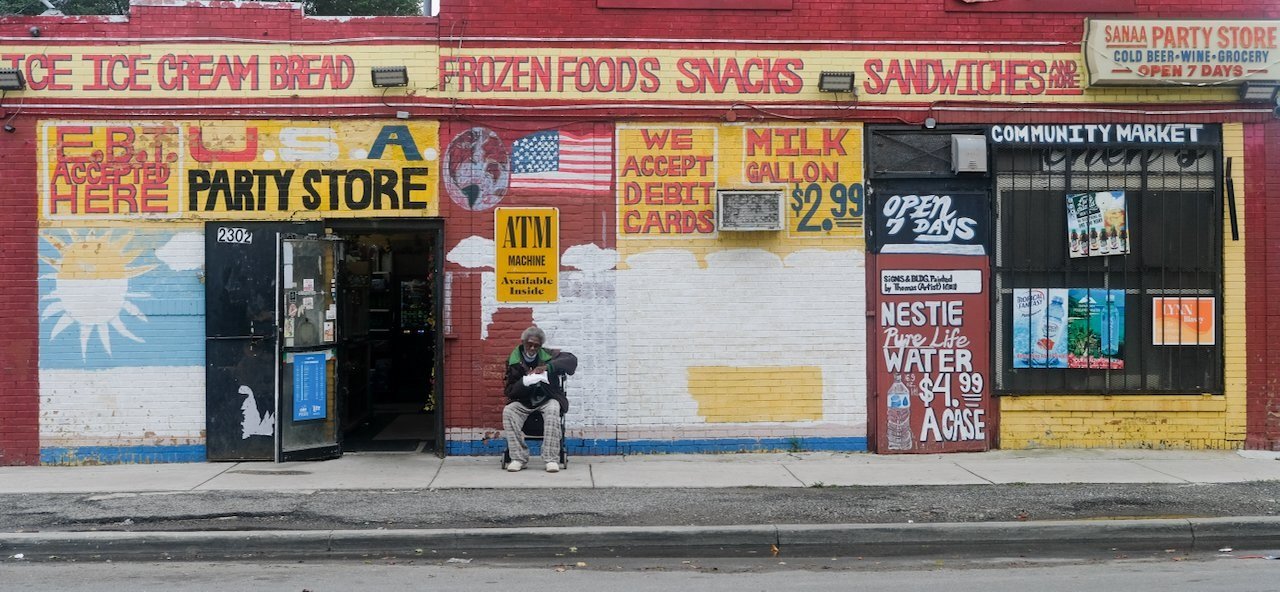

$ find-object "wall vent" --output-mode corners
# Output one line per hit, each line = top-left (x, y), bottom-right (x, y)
(717, 190), (784, 231)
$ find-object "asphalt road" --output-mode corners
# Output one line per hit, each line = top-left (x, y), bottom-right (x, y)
(4, 553), (1280, 591)
(3, 482), (1279, 533)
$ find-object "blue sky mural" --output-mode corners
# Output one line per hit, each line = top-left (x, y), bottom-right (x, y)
(39, 228), (204, 369)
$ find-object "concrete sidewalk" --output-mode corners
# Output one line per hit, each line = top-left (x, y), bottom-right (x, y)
(1, 448), (1278, 494)
(3, 449), (1280, 562)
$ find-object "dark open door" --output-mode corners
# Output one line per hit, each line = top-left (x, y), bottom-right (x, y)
(277, 235), (343, 462)
(205, 221), (321, 461)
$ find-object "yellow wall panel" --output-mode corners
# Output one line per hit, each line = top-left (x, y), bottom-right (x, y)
(688, 366), (824, 423)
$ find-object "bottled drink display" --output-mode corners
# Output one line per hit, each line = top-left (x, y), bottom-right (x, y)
(1033, 294), (1065, 366)
(1101, 292), (1121, 356)
(1045, 295), (1064, 341)
(886, 374), (913, 451)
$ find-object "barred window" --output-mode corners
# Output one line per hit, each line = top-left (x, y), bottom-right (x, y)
(992, 130), (1223, 394)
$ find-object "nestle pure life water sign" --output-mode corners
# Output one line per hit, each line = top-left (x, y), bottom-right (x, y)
(1013, 288), (1068, 368)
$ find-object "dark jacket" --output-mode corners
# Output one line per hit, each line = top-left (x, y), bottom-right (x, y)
(504, 346), (578, 413)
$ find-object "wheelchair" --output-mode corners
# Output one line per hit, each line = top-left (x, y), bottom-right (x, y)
(501, 404), (568, 470)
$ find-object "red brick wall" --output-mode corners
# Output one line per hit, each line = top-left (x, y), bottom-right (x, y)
(1246, 120), (1280, 450)
(439, 120), (615, 429)
(0, 120), (40, 465)
(437, 0), (1279, 45)
(1, 2), (436, 43)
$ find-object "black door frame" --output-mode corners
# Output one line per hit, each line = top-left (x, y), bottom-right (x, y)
(326, 218), (447, 458)
(204, 221), (323, 461)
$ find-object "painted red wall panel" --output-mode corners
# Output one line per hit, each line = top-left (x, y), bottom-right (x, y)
(0, 121), (41, 465)
(874, 255), (992, 454)
(1246, 121), (1280, 451)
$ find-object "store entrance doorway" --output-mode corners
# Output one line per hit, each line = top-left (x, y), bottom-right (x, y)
(328, 219), (444, 456)
(203, 219), (444, 461)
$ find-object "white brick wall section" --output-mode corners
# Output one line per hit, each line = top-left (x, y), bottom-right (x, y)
(618, 248), (866, 428)
(480, 269), (620, 428)
(39, 366), (206, 448)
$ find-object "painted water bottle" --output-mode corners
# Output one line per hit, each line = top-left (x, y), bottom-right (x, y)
(1101, 292), (1121, 356)
(886, 374), (913, 451)
(1042, 294), (1065, 365)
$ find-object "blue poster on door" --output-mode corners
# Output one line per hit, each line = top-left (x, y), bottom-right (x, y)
(292, 352), (327, 422)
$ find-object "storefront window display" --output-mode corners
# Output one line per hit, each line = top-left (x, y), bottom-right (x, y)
(990, 124), (1223, 394)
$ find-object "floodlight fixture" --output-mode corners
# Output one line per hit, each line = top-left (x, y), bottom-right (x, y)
(0, 68), (25, 91)
(371, 66), (409, 88)
(818, 71), (856, 93)
(1239, 80), (1280, 102)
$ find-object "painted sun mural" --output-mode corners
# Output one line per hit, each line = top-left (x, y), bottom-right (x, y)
(40, 230), (155, 358)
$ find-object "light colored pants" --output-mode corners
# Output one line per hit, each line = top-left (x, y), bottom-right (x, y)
(503, 399), (562, 465)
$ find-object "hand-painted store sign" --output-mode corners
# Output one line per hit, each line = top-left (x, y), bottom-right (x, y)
(877, 256), (991, 453)
(615, 123), (864, 238)
(875, 192), (987, 255)
(38, 120), (439, 220)
(0, 46), (433, 96)
(0, 46), (1086, 101)
(880, 270), (983, 295)
(1084, 19), (1280, 84)
(988, 123), (1215, 145)
(441, 50), (1084, 100)
(441, 53), (1083, 98)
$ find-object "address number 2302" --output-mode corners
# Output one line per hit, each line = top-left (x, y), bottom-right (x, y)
(217, 227), (254, 244)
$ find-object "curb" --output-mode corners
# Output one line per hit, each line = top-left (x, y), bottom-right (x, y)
(3, 517), (1280, 562)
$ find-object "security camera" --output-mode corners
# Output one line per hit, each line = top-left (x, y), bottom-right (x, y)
(3, 124), (15, 133)
(28, 26), (40, 38)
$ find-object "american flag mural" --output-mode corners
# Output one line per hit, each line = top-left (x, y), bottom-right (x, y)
(509, 130), (612, 193)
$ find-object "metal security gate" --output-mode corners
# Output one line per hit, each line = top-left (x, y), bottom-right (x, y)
(989, 125), (1224, 395)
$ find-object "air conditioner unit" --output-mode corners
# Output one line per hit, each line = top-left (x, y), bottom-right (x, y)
(717, 190), (784, 231)
(951, 135), (988, 173)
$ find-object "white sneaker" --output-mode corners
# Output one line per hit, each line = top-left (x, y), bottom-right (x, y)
(507, 460), (524, 472)
(545, 461), (560, 473)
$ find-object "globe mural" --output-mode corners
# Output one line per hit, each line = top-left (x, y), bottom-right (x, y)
(443, 126), (510, 211)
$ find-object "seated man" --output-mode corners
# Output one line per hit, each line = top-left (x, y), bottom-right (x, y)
(503, 326), (577, 473)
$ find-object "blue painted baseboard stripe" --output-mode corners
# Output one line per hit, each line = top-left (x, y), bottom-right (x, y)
(447, 437), (868, 456)
(40, 445), (207, 465)
(41, 438), (866, 464)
